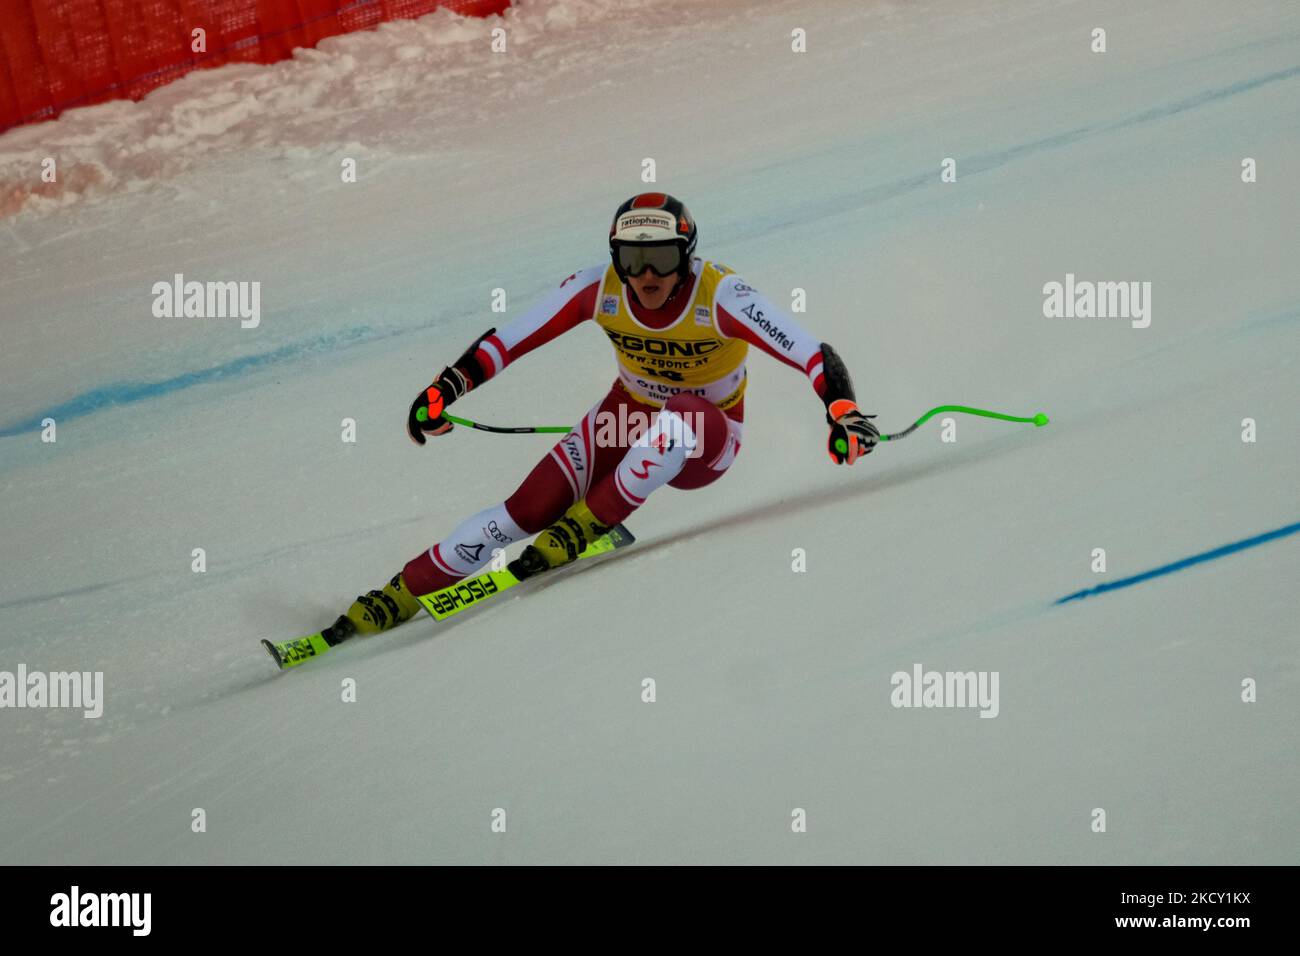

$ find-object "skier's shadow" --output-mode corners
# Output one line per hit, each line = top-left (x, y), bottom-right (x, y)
(247, 427), (1051, 672)
(574, 427), (1047, 571)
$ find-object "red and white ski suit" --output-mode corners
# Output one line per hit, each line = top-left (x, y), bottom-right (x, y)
(402, 258), (831, 596)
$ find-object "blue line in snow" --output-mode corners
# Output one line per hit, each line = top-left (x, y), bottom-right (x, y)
(1055, 520), (1300, 604)
(0, 326), (382, 439)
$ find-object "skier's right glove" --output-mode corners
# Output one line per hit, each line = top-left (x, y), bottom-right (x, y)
(406, 329), (497, 446)
(826, 399), (879, 465)
(406, 367), (469, 444)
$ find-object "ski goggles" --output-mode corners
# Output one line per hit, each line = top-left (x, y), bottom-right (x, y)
(614, 242), (684, 278)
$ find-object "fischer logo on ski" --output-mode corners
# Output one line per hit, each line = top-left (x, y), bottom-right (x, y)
(416, 524), (635, 623)
(426, 574), (501, 616)
(262, 633), (331, 669)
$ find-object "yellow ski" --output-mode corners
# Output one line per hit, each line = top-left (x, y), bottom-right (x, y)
(417, 524), (634, 622)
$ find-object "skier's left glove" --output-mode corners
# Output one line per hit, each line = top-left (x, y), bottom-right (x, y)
(826, 398), (879, 465)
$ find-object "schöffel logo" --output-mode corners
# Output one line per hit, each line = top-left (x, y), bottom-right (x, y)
(430, 576), (499, 615)
(604, 329), (721, 356)
(741, 303), (794, 351)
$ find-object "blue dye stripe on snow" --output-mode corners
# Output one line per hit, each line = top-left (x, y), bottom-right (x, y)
(1056, 520), (1300, 604)
(0, 326), (383, 439)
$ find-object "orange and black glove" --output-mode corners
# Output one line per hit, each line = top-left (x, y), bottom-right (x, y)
(406, 367), (471, 445)
(826, 399), (879, 465)
(406, 329), (495, 446)
(817, 342), (877, 465)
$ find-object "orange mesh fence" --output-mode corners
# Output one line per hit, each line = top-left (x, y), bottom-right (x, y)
(0, 0), (510, 133)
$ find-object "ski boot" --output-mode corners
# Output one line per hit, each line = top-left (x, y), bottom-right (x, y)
(341, 571), (423, 637)
(261, 573), (422, 668)
(508, 499), (611, 581)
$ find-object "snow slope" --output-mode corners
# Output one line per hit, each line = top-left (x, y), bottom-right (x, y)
(1, 0), (1297, 864)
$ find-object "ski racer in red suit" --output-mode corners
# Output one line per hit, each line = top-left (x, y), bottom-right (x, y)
(320, 193), (879, 643)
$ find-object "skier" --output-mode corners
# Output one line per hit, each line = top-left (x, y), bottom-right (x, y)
(296, 193), (878, 652)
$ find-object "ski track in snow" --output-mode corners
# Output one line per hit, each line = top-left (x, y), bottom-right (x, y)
(1, 0), (1298, 864)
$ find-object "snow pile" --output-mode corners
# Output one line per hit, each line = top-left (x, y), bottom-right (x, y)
(0, 0), (676, 216)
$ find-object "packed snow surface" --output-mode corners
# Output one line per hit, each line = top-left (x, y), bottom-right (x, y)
(1, 0), (1297, 863)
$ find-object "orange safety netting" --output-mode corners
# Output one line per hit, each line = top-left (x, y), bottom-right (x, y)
(0, 0), (509, 133)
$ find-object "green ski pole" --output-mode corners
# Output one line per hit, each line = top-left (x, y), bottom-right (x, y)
(876, 405), (1049, 442)
(446, 404), (1049, 441)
